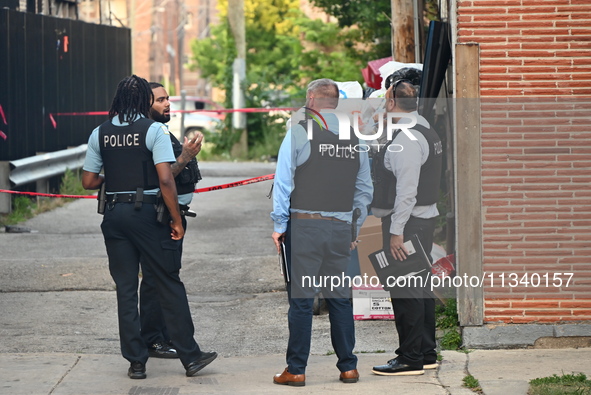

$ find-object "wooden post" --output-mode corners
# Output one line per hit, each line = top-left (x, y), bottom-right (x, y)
(455, 43), (484, 326)
(391, 0), (415, 62)
(0, 162), (11, 214)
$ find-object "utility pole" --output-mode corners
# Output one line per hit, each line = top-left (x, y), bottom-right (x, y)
(167, 4), (176, 92)
(391, 0), (416, 62)
(149, 0), (163, 84)
(128, 0), (135, 73)
(177, 0), (185, 95)
(178, 0), (186, 137)
(227, 0), (247, 158)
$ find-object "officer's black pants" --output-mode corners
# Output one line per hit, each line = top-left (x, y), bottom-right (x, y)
(139, 215), (187, 347)
(381, 215), (438, 367)
(101, 202), (201, 366)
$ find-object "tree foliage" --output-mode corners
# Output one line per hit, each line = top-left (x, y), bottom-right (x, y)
(190, 0), (365, 92)
(188, 0), (366, 155)
(310, 0), (441, 61)
(309, 0), (393, 60)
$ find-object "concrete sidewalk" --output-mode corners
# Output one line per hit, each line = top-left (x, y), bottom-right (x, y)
(2, 348), (591, 394)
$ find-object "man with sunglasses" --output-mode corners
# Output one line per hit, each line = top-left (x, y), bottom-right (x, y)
(370, 80), (443, 376)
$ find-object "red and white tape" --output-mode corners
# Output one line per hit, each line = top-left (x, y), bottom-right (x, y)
(0, 173), (275, 199)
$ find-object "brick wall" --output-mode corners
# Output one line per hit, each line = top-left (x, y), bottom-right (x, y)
(456, 0), (591, 323)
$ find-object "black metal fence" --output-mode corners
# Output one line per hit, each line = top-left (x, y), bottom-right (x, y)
(0, 9), (131, 161)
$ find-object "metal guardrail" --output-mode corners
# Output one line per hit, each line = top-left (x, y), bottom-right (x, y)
(9, 144), (87, 187)
(0, 144), (87, 214)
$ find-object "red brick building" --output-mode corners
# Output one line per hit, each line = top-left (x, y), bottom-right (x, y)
(452, 0), (591, 346)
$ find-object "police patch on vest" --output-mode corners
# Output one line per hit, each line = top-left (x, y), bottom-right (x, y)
(318, 144), (357, 160)
(98, 118), (160, 192)
(291, 120), (360, 213)
(103, 133), (141, 148)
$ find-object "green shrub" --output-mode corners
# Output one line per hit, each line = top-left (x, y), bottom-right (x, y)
(0, 168), (91, 227)
(435, 298), (462, 350)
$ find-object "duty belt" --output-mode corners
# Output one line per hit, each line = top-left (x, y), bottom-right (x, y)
(292, 212), (346, 223)
(106, 193), (159, 204)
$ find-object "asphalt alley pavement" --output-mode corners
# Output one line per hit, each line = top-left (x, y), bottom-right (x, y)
(1, 162), (590, 394)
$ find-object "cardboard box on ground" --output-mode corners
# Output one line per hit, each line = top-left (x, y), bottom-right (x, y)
(352, 215), (455, 320)
(353, 215), (394, 320)
(356, 215), (383, 282)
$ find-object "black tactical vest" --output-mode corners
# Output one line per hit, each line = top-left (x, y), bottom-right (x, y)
(99, 118), (160, 193)
(169, 133), (202, 195)
(291, 119), (360, 213)
(371, 123), (442, 210)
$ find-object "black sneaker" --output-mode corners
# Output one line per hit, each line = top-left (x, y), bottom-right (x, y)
(185, 351), (218, 377)
(372, 359), (424, 376)
(128, 361), (146, 379)
(148, 342), (179, 359)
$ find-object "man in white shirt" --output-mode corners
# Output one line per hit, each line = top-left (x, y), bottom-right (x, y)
(370, 80), (443, 376)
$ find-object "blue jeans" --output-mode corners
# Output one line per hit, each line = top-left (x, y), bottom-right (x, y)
(285, 218), (358, 374)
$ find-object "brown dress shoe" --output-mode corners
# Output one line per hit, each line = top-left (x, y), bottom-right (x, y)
(273, 368), (305, 386)
(339, 369), (360, 383)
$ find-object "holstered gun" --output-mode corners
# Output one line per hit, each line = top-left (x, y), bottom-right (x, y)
(351, 208), (361, 242)
(155, 191), (170, 224)
(134, 188), (144, 210)
(97, 183), (106, 215)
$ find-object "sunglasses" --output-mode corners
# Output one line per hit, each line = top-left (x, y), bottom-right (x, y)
(390, 79), (411, 100)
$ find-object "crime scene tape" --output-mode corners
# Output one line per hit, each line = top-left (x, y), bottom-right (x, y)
(195, 173), (274, 193)
(51, 107), (296, 117)
(0, 173), (275, 199)
(49, 107), (297, 129)
(0, 190), (96, 199)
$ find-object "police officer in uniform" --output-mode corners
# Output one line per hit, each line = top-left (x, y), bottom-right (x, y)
(271, 78), (373, 386)
(370, 80), (443, 376)
(139, 82), (203, 359)
(82, 75), (216, 379)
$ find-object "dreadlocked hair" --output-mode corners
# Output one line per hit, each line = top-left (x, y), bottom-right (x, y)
(108, 75), (154, 124)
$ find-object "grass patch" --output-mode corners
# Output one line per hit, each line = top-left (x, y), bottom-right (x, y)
(199, 137), (282, 162)
(529, 373), (591, 395)
(354, 350), (386, 354)
(0, 169), (94, 227)
(59, 167), (91, 196)
(435, 298), (463, 350)
(440, 329), (462, 350)
(463, 374), (482, 393)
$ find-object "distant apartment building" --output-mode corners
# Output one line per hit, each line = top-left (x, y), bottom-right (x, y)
(7, 0), (335, 98)
(75, 0), (218, 96)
